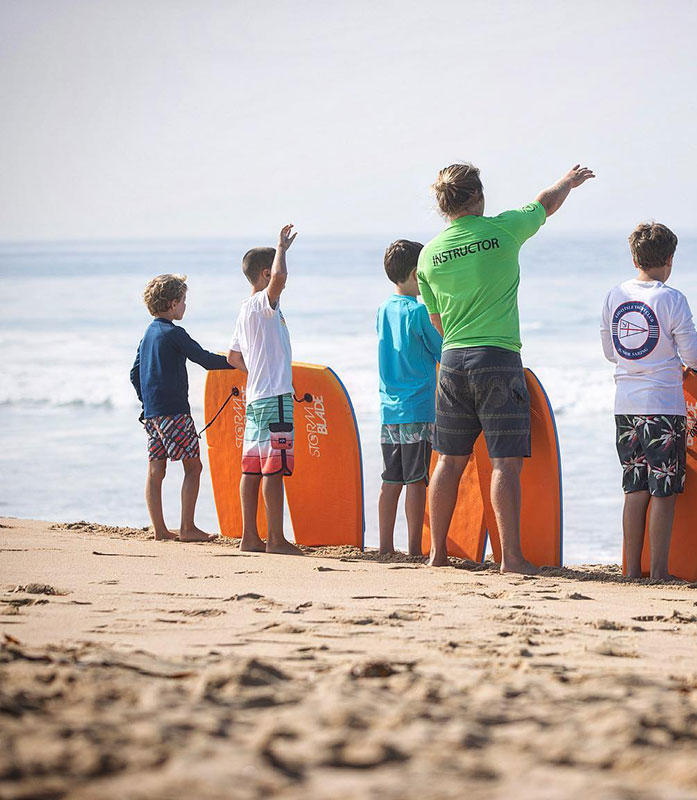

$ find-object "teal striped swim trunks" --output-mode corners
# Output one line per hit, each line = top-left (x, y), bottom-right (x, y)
(242, 393), (294, 476)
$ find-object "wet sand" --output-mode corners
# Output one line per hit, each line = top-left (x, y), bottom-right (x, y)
(2, 517), (697, 800)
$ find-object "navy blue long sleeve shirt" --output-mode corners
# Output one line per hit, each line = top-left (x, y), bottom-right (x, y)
(130, 317), (232, 418)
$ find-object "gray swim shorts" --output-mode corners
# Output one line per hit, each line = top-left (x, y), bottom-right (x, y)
(435, 346), (531, 458)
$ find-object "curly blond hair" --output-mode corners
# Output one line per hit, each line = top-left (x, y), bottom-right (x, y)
(143, 274), (187, 316)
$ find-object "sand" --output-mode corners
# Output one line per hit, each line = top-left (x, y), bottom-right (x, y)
(2, 517), (697, 800)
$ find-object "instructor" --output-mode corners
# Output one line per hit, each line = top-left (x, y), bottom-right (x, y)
(418, 162), (594, 573)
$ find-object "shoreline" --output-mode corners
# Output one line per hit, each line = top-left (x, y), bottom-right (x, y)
(2, 516), (697, 799)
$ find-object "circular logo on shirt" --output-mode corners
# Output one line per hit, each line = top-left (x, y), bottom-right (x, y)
(611, 301), (660, 360)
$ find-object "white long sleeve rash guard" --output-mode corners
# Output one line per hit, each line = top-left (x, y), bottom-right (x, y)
(600, 279), (697, 415)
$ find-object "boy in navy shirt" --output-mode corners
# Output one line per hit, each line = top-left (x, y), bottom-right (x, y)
(131, 274), (232, 541)
(377, 240), (442, 555)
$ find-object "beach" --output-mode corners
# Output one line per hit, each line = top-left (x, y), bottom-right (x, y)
(8, 234), (697, 563)
(3, 518), (697, 799)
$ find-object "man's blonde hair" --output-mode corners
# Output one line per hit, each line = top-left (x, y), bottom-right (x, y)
(432, 162), (483, 219)
(143, 274), (187, 316)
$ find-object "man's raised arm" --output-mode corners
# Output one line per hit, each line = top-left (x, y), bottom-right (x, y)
(536, 164), (595, 217)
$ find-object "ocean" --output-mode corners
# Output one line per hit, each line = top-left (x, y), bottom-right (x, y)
(2, 234), (696, 564)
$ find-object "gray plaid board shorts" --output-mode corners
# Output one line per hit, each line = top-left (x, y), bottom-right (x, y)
(435, 346), (531, 458)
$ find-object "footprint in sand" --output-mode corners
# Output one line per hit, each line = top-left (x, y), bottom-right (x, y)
(668, 610), (697, 624)
(593, 619), (627, 631)
(12, 583), (67, 596)
(167, 608), (226, 617)
(226, 592), (265, 601)
(263, 622), (307, 634)
(388, 610), (423, 622)
(592, 641), (639, 658)
(282, 602), (313, 615)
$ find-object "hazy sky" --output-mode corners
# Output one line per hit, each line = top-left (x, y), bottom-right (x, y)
(1, 0), (696, 240)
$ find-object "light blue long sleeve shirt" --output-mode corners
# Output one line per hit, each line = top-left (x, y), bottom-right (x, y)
(377, 294), (442, 424)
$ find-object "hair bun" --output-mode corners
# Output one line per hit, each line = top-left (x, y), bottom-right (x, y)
(432, 162), (482, 219)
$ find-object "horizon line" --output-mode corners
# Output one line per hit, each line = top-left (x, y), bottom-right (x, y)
(1, 228), (683, 249)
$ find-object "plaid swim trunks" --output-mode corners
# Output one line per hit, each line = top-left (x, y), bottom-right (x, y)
(615, 414), (687, 497)
(242, 393), (294, 476)
(435, 346), (531, 458)
(145, 413), (200, 461)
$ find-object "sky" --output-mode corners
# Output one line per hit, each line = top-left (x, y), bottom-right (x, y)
(1, 0), (696, 240)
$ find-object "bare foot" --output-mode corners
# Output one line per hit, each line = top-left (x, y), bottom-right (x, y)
(179, 527), (217, 543)
(428, 551), (450, 567)
(379, 548), (396, 556)
(266, 538), (304, 556)
(155, 530), (178, 541)
(240, 534), (266, 552)
(651, 572), (685, 582)
(501, 558), (540, 576)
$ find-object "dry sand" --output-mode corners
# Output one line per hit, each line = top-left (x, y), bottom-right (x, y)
(2, 517), (697, 800)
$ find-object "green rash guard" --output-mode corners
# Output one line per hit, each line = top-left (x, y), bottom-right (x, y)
(417, 201), (546, 353)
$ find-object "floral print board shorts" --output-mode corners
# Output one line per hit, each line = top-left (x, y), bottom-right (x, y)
(615, 414), (687, 497)
(145, 413), (200, 461)
(380, 422), (433, 485)
(242, 394), (294, 477)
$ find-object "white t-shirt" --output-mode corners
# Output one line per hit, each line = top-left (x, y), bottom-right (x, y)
(229, 289), (293, 405)
(600, 279), (697, 415)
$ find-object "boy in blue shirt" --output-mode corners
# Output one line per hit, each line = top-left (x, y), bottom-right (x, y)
(377, 240), (442, 555)
(130, 274), (233, 542)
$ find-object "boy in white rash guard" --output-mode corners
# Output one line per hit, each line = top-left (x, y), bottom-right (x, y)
(227, 225), (303, 557)
(601, 222), (697, 580)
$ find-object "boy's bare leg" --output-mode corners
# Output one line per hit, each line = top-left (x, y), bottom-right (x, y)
(428, 454), (468, 566)
(180, 457), (216, 541)
(378, 482), (402, 554)
(405, 479), (427, 556)
(648, 494), (677, 580)
(263, 474), (303, 555)
(622, 490), (650, 578)
(240, 474), (266, 551)
(145, 459), (177, 540)
(491, 457), (539, 575)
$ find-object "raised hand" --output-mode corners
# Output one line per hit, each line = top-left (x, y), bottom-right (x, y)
(565, 165), (595, 188)
(278, 224), (298, 252)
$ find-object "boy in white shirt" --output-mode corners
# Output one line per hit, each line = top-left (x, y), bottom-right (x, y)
(601, 222), (697, 579)
(227, 224), (302, 556)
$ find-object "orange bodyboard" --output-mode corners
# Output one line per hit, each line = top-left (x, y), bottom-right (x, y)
(422, 453), (487, 561)
(204, 363), (364, 549)
(204, 368), (267, 538)
(474, 368), (563, 567)
(634, 372), (697, 580)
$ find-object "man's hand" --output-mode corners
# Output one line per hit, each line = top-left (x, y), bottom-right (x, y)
(564, 164), (595, 188)
(278, 224), (297, 252)
(536, 164), (595, 217)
